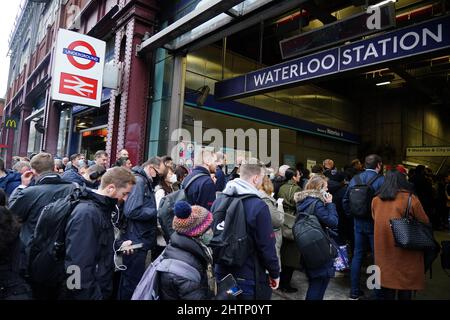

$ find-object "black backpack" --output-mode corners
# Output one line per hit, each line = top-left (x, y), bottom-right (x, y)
(209, 194), (257, 267)
(348, 174), (381, 219)
(28, 184), (84, 286)
(158, 173), (209, 243)
(292, 199), (337, 269)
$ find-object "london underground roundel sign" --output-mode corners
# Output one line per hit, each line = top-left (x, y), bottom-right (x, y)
(65, 40), (99, 70)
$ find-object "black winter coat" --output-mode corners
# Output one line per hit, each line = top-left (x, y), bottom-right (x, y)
(8, 173), (75, 274)
(62, 190), (118, 300)
(122, 167), (158, 250)
(159, 232), (212, 300)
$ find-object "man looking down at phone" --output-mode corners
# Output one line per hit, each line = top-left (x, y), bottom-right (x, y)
(294, 175), (338, 300)
(61, 167), (136, 300)
(117, 157), (165, 300)
(9, 153), (76, 278)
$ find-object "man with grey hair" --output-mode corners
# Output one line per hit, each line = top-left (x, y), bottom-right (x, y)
(13, 161), (31, 174)
(212, 159), (280, 299)
(273, 164), (290, 199)
(117, 157), (165, 300)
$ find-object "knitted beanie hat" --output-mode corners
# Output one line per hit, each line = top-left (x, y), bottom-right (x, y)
(172, 201), (213, 237)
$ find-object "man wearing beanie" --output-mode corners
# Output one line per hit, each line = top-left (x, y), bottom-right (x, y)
(158, 200), (214, 300)
(212, 160), (280, 300)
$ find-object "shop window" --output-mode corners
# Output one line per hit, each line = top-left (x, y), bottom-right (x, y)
(27, 119), (43, 156)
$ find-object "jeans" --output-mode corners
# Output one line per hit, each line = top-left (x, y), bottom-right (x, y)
(305, 276), (330, 300)
(350, 218), (381, 298)
(117, 250), (147, 300)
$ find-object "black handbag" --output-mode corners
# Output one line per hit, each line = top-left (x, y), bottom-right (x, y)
(390, 193), (435, 250)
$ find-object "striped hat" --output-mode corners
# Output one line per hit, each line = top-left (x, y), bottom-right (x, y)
(172, 201), (213, 237)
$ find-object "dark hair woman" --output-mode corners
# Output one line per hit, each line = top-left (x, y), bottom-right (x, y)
(372, 169), (428, 300)
(173, 165), (189, 191)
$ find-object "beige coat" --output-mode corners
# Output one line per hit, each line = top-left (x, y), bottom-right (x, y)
(372, 191), (429, 290)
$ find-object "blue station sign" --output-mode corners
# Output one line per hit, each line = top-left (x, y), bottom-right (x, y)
(215, 15), (450, 100)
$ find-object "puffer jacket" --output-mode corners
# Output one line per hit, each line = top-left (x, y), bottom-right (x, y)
(159, 232), (213, 300)
(295, 189), (339, 278)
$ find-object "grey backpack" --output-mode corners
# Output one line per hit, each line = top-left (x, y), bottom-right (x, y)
(131, 251), (201, 300)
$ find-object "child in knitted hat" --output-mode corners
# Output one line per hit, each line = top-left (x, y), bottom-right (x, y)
(172, 201), (213, 240)
(152, 201), (215, 300)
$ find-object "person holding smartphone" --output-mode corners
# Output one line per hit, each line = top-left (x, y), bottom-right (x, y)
(294, 175), (338, 300)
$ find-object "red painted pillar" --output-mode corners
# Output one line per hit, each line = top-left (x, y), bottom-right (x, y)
(43, 101), (60, 156)
(18, 107), (31, 156)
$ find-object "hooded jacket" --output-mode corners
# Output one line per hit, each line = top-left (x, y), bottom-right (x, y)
(0, 170), (22, 196)
(159, 232), (213, 300)
(61, 166), (92, 187)
(213, 178), (280, 288)
(62, 189), (118, 300)
(8, 173), (75, 274)
(122, 166), (158, 250)
(295, 189), (338, 278)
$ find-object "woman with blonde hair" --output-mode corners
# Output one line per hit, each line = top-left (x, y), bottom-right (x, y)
(259, 175), (284, 269)
(294, 174), (338, 300)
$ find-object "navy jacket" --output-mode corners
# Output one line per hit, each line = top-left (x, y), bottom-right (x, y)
(8, 173), (75, 274)
(297, 196), (338, 278)
(213, 194), (280, 285)
(183, 166), (216, 210)
(63, 190), (118, 300)
(342, 169), (385, 219)
(215, 166), (226, 192)
(122, 167), (157, 250)
(0, 171), (21, 196)
(61, 167), (90, 187)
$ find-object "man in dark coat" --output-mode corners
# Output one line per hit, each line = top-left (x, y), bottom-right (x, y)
(212, 161), (280, 299)
(9, 153), (75, 276)
(0, 157), (22, 196)
(61, 153), (87, 186)
(117, 157), (165, 300)
(62, 167), (136, 300)
(182, 150), (217, 210)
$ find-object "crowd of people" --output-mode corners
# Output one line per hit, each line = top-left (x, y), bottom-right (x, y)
(0, 148), (449, 301)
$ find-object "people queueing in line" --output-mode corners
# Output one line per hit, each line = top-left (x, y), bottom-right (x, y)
(158, 201), (215, 300)
(371, 169), (428, 300)
(277, 168), (302, 293)
(212, 160), (280, 299)
(63, 167), (136, 300)
(343, 154), (385, 300)
(117, 157), (164, 300)
(0, 148), (447, 301)
(182, 150), (217, 210)
(8, 153), (76, 283)
(294, 174), (338, 300)
(259, 175), (284, 270)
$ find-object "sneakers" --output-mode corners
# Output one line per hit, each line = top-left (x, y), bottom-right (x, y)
(349, 291), (365, 300)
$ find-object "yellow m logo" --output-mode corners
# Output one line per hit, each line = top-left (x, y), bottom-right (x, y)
(5, 119), (17, 128)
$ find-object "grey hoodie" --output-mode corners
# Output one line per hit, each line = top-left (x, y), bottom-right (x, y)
(222, 178), (263, 197)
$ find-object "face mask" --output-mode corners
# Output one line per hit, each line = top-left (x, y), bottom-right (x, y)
(200, 229), (213, 246)
(269, 173), (275, 180)
(169, 174), (177, 184)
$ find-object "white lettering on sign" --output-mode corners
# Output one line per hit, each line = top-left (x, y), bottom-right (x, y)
(341, 24), (442, 66)
(406, 146), (450, 157)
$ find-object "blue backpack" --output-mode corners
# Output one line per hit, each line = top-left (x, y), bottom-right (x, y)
(131, 251), (201, 300)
